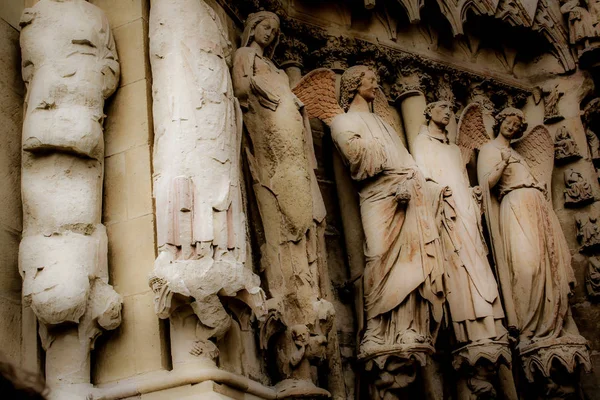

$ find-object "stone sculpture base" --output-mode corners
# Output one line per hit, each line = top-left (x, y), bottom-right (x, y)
(140, 380), (266, 400)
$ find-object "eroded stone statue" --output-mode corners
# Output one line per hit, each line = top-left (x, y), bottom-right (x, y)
(294, 65), (445, 399)
(564, 169), (594, 207)
(585, 256), (600, 299)
(476, 108), (591, 395)
(561, 0), (600, 55)
(554, 126), (582, 163)
(19, 0), (122, 398)
(576, 213), (600, 251)
(148, 0), (267, 369)
(232, 11), (335, 397)
(414, 101), (515, 400)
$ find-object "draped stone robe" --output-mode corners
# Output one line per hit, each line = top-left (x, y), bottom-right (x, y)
(330, 111), (444, 357)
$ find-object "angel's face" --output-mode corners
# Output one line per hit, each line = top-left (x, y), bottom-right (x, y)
(253, 18), (278, 49)
(358, 70), (378, 103)
(430, 102), (451, 126)
(499, 115), (523, 140)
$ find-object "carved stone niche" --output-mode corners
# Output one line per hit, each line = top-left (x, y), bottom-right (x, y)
(576, 213), (600, 252)
(564, 169), (594, 207)
(554, 126), (583, 164)
(586, 256), (600, 299)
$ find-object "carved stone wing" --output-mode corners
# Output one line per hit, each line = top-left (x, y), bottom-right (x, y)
(514, 124), (555, 199)
(292, 68), (343, 126)
(374, 88), (403, 136)
(456, 103), (492, 165)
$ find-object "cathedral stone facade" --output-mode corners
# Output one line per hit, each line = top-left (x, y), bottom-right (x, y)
(0, 0), (600, 399)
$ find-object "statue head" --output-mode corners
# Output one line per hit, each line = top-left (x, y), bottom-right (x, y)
(241, 11), (280, 58)
(424, 101), (452, 128)
(340, 65), (377, 112)
(495, 107), (527, 140)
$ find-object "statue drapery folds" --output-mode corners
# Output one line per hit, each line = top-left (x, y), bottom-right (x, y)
(474, 107), (591, 387)
(295, 65), (445, 399)
(232, 11), (339, 398)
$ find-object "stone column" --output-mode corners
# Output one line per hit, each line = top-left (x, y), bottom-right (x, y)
(399, 90), (427, 152)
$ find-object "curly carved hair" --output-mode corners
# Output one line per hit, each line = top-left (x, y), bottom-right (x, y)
(340, 65), (373, 112)
(494, 107), (528, 139)
(424, 100), (452, 123)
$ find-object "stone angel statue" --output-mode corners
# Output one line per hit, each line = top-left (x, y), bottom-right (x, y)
(459, 105), (591, 390)
(413, 101), (515, 399)
(294, 65), (445, 399)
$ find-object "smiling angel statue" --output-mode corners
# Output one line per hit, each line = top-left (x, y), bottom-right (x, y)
(458, 104), (591, 394)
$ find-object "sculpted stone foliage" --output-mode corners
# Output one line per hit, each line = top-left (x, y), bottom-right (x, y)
(417, 101), (515, 398)
(232, 11), (339, 397)
(554, 126), (583, 163)
(148, 0), (266, 369)
(476, 108), (591, 390)
(18, 0), (122, 398)
(564, 169), (594, 206)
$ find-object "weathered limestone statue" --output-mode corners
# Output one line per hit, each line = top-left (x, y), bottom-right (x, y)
(583, 100), (600, 165)
(576, 213), (600, 251)
(148, 0), (266, 369)
(413, 101), (514, 400)
(554, 126), (582, 163)
(476, 108), (591, 395)
(585, 128), (600, 164)
(541, 85), (565, 124)
(232, 11), (335, 397)
(294, 65), (445, 399)
(561, 0), (599, 54)
(18, 1), (122, 398)
(585, 256), (600, 298)
(564, 169), (594, 206)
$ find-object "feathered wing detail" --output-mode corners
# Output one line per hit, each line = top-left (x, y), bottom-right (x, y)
(514, 124), (554, 200)
(292, 68), (343, 126)
(456, 103), (492, 165)
(373, 88), (402, 135)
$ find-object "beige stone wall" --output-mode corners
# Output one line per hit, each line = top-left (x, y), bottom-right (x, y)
(90, 0), (169, 384)
(0, 10), (23, 368)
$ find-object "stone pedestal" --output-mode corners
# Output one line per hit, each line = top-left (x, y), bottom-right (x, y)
(141, 380), (266, 400)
